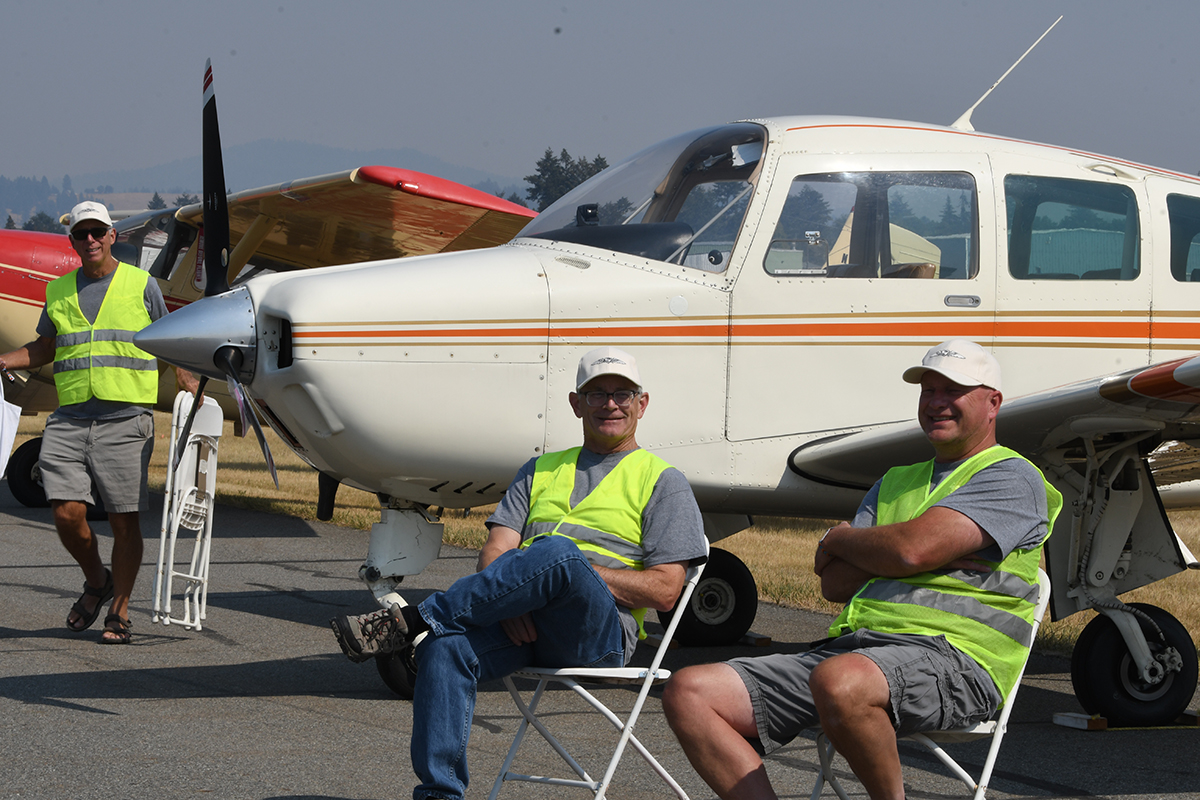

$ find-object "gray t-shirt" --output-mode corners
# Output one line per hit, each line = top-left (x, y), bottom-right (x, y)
(488, 447), (708, 659)
(37, 265), (168, 421)
(852, 455), (1049, 562)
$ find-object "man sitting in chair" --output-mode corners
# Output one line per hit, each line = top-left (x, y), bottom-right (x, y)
(331, 346), (708, 800)
(664, 339), (1061, 800)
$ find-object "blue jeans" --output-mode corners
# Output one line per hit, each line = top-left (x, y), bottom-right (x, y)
(410, 535), (625, 800)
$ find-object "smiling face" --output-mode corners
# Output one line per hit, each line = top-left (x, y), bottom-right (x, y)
(68, 222), (116, 276)
(917, 371), (1001, 462)
(568, 374), (649, 454)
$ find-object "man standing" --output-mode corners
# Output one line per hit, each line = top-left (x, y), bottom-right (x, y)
(331, 346), (708, 800)
(664, 339), (1061, 800)
(0, 201), (167, 644)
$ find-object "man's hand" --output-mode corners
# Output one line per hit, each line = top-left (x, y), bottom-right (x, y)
(813, 522), (851, 577)
(501, 612), (538, 646)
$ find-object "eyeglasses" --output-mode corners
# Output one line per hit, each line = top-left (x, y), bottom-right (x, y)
(582, 390), (640, 407)
(70, 227), (110, 242)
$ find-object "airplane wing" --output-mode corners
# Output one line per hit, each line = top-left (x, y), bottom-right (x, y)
(790, 354), (1200, 490)
(174, 165), (536, 272)
(791, 355), (1200, 621)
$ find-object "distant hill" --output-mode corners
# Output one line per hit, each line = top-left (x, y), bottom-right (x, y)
(71, 139), (529, 199)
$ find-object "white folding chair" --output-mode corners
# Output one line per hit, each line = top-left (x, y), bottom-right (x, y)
(152, 391), (223, 631)
(489, 543), (709, 800)
(811, 569), (1052, 800)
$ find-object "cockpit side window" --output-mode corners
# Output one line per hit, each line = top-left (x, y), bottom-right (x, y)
(1004, 176), (1139, 280)
(1167, 194), (1200, 282)
(764, 172), (977, 279)
(115, 209), (197, 280)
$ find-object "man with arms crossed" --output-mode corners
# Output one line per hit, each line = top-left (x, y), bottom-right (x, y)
(331, 346), (708, 800)
(664, 339), (1061, 800)
(0, 201), (167, 644)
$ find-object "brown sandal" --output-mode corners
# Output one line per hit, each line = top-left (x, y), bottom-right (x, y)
(66, 569), (113, 632)
(100, 613), (131, 645)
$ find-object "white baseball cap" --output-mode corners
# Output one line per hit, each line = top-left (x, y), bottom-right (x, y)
(68, 201), (113, 231)
(576, 347), (641, 390)
(903, 339), (1002, 392)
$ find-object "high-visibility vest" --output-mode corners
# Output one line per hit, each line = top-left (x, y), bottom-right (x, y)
(46, 263), (158, 406)
(829, 445), (1062, 700)
(523, 446), (671, 639)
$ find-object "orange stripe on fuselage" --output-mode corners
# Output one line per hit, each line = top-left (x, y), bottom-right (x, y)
(292, 316), (1159, 344)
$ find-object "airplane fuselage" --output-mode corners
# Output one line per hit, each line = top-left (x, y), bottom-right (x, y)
(144, 115), (1200, 519)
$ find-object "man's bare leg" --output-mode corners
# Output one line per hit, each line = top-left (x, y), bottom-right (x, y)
(663, 662), (778, 800)
(55, 502), (142, 635)
(53, 500), (108, 627)
(810, 652), (905, 800)
(105, 511), (143, 625)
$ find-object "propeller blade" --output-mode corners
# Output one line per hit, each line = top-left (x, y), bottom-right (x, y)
(171, 377), (210, 472)
(225, 375), (279, 489)
(214, 345), (278, 488)
(202, 58), (231, 297)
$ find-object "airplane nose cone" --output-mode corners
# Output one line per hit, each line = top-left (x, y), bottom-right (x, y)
(135, 286), (258, 382)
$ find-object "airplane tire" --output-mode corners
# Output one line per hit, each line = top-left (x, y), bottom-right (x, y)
(7, 438), (49, 508)
(659, 547), (757, 647)
(376, 646), (418, 700)
(1070, 603), (1198, 727)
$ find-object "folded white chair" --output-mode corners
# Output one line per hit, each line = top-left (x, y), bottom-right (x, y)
(489, 542), (709, 800)
(811, 568), (1053, 800)
(152, 391), (223, 631)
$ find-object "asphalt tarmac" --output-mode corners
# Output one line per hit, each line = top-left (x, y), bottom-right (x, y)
(1, 486), (1197, 800)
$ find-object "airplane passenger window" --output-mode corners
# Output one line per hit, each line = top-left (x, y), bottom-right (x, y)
(1004, 176), (1140, 280)
(1167, 194), (1200, 282)
(764, 172), (977, 279)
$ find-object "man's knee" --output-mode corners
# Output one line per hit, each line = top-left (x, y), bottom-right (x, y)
(810, 653), (889, 718)
(51, 500), (87, 530)
(664, 663), (737, 730)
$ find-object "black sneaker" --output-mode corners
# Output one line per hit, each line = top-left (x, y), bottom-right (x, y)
(330, 604), (409, 663)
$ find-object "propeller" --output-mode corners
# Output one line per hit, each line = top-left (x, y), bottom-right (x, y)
(170, 59), (277, 488)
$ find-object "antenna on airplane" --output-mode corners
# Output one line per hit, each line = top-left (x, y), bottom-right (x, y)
(950, 15), (1063, 132)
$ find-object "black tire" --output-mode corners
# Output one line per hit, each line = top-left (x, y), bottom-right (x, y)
(1071, 603), (1198, 727)
(7, 438), (49, 508)
(375, 646), (418, 700)
(659, 547), (758, 647)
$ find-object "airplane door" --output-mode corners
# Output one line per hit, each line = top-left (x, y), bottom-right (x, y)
(727, 154), (996, 441)
(1145, 175), (1200, 364)
(991, 156), (1152, 397)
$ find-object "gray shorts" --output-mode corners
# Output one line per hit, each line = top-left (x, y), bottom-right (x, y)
(40, 413), (154, 513)
(728, 630), (1001, 754)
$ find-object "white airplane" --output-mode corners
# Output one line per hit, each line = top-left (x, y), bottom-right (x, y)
(136, 58), (1200, 724)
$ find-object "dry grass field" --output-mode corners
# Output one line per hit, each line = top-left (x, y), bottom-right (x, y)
(13, 410), (1200, 655)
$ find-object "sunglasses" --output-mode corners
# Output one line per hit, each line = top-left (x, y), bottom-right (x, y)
(70, 227), (110, 242)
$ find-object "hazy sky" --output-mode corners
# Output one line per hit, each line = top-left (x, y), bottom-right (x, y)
(3, 0), (1198, 185)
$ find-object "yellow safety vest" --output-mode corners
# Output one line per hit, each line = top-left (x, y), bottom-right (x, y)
(829, 445), (1062, 700)
(46, 263), (158, 406)
(523, 446), (672, 639)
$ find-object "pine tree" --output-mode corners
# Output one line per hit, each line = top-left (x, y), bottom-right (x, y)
(148, 192), (168, 210)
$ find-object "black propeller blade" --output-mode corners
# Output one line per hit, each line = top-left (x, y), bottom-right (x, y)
(172, 59), (277, 488)
(201, 57), (231, 298)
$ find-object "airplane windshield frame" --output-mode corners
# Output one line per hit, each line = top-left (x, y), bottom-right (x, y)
(517, 123), (766, 272)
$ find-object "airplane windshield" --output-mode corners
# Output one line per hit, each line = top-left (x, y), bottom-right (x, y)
(517, 123), (766, 272)
(114, 209), (197, 280)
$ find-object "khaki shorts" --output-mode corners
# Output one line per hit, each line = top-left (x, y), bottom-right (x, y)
(728, 630), (1002, 754)
(40, 413), (154, 514)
